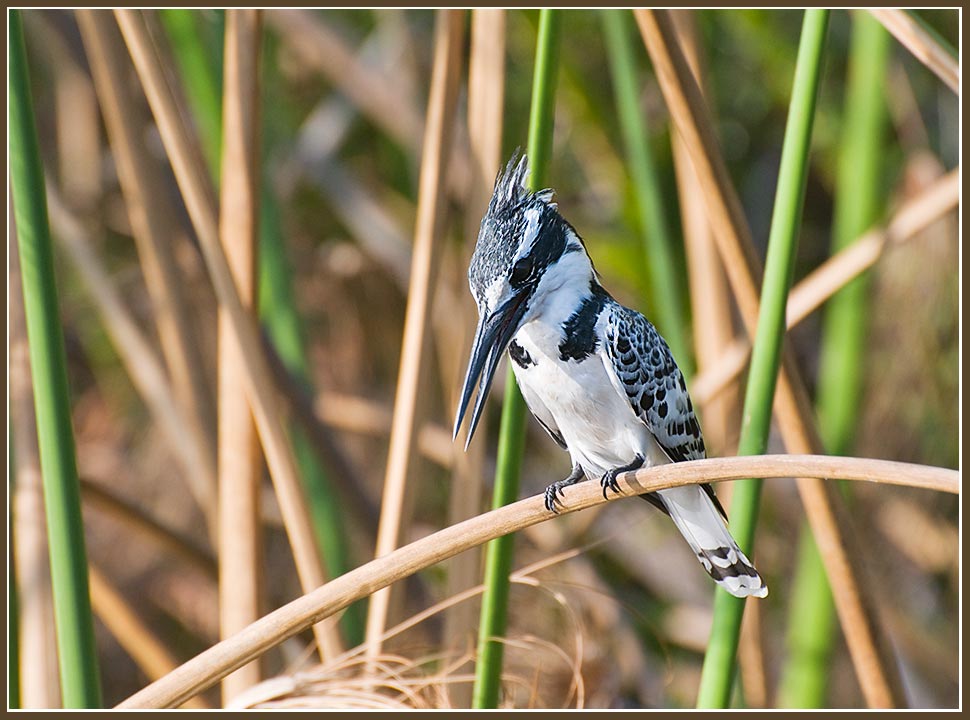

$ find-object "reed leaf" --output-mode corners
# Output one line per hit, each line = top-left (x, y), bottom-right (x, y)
(696, 9), (830, 708)
(472, 8), (562, 709)
(9, 10), (103, 707)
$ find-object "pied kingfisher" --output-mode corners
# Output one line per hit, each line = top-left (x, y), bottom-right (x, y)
(453, 152), (766, 598)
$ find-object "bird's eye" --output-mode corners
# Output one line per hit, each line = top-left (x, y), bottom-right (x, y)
(511, 256), (534, 284)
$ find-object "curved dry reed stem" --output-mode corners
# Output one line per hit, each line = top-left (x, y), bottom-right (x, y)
(869, 9), (958, 94)
(634, 10), (906, 706)
(113, 8), (340, 661)
(690, 168), (959, 407)
(116, 454), (957, 709)
(364, 8), (465, 664)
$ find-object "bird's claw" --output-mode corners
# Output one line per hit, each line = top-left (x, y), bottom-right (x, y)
(600, 454), (644, 501)
(544, 482), (569, 513)
(600, 471), (621, 499)
(544, 465), (585, 514)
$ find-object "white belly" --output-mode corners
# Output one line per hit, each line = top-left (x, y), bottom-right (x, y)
(511, 320), (668, 479)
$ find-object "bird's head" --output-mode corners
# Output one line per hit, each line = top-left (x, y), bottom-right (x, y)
(454, 151), (593, 447)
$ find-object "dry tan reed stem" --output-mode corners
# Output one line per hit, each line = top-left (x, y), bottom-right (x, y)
(51, 50), (101, 211)
(442, 9), (507, 705)
(267, 9), (423, 150)
(218, 9), (264, 703)
(869, 9), (959, 94)
(76, 10), (218, 529)
(79, 480), (216, 578)
(365, 8), (465, 664)
(668, 9), (739, 456)
(45, 186), (216, 517)
(9, 223), (61, 709)
(690, 168), (960, 407)
(116, 454), (957, 709)
(87, 565), (208, 709)
(738, 596), (767, 708)
(635, 9), (904, 707)
(784, 168), (958, 327)
(314, 391), (454, 470)
(113, 8), (341, 662)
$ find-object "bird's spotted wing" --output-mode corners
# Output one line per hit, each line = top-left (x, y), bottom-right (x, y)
(601, 304), (706, 464)
(601, 304), (727, 517)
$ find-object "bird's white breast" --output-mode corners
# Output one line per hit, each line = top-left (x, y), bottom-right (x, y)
(511, 317), (667, 479)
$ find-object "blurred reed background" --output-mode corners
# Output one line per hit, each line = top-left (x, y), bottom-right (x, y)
(8, 8), (959, 710)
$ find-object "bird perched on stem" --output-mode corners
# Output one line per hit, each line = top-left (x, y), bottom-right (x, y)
(454, 152), (767, 598)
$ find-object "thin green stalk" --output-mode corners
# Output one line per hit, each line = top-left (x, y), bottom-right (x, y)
(778, 12), (890, 707)
(472, 9), (561, 709)
(815, 12), (891, 459)
(9, 10), (103, 707)
(159, 9), (224, 176)
(695, 9), (830, 708)
(602, 9), (690, 372)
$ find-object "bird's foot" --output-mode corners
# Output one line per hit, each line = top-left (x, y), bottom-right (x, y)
(600, 454), (645, 500)
(544, 464), (586, 513)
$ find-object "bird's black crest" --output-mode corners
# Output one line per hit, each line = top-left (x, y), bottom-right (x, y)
(468, 150), (561, 300)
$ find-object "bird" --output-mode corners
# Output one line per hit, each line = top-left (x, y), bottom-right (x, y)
(453, 151), (767, 599)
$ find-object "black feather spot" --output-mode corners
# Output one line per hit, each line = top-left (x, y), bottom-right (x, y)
(657, 402), (668, 418)
(559, 282), (609, 362)
(508, 340), (535, 369)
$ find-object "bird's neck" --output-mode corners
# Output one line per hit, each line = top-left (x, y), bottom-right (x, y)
(527, 247), (605, 335)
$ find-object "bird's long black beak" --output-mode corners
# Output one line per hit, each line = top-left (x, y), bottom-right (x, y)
(453, 291), (530, 449)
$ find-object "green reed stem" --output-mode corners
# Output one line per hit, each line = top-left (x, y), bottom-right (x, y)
(778, 12), (890, 707)
(159, 9), (224, 176)
(696, 9), (830, 708)
(9, 10), (103, 707)
(472, 9), (562, 709)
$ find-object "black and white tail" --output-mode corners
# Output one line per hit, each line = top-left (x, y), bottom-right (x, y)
(657, 486), (767, 598)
